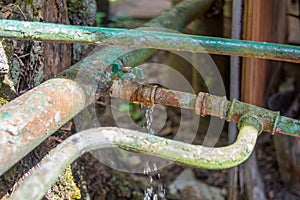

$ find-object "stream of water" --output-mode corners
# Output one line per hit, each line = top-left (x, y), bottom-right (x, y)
(142, 105), (166, 200)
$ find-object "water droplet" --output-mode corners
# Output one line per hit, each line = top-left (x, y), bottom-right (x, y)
(142, 106), (166, 199)
(149, 176), (153, 184)
(153, 163), (158, 171)
(145, 105), (155, 135)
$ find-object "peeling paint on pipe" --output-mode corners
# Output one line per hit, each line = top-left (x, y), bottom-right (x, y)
(1, 19), (300, 63)
(0, 79), (86, 175)
(110, 80), (300, 137)
(11, 123), (259, 200)
(0, 0), (214, 175)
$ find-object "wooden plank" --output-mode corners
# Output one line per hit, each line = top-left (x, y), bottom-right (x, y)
(242, 0), (274, 106)
(242, 0), (288, 106)
(241, 1), (288, 200)
(287, 0), (300, 44)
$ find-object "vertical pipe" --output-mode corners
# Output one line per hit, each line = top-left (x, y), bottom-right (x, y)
(229, 0), (242, 147)
(229, 0), (243, 199)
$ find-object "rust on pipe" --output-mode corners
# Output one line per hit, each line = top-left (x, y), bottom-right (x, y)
(0, 0), (214, 175)
(110, 79), (197, 109)
(195, 92), (228, 119)
(0, 79), (86, 175)
(110, 80), (300, 137)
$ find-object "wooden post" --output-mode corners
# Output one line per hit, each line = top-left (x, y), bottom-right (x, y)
(242, 0), (288, 199)
(242, 0), (275, 106)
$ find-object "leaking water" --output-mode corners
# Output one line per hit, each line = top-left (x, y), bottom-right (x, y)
(143, 161), (165, 200)
(145, 105), (155, 135)
(142, 104), (166, 200)
(106, 65), (166, 198)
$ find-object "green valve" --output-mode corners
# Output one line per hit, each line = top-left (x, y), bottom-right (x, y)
(111, 61), (123, 73)
(117, 71), (123, 78)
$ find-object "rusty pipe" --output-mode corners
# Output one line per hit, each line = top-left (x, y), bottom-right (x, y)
(110, 79), (197, 109)
(0, 79), (87, 175)
(110, 80), (300, 137)
(0, 0), (214, 176)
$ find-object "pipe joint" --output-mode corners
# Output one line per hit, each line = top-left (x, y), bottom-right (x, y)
(110, 80), (297, 136)
(227, 99), (280, 134)
(110, 79), (157, 106)
(137, 84), (158, 106)
(195, 92), (228, 119)
(238, 113), (263, 134)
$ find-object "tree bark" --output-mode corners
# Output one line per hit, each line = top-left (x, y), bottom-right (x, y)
(42, 0), (72, 79)
(0, 1), (76, 199)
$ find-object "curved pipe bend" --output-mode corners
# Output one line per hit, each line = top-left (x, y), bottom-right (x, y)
(11, 125), (258, 200)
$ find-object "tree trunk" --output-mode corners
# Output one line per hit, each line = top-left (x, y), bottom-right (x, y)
(42, 0), (72, 79)
(0, 1), (75, 199)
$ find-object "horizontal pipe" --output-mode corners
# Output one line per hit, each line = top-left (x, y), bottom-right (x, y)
(275, 116), (300, 138)
(11, 124), (259, 200)
(110, 80), (300, 137)
(0, 0), (213, 176)
(1, 20), (300, 63)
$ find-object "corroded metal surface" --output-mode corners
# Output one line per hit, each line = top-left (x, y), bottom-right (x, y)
(110, 79), (197, 108)
(196, 93), (299, 136)
(11, 124), (258, 199)
(155, 87), (196, 109)
(0, 79), (86, 175)
(1, 19), (300, 63)
(276, 116), (300, 138)
(195, 92), (228, 119)
(226, 99), (280, 134)
(0, 0), (212, 175)
(110, 80), (300, 137)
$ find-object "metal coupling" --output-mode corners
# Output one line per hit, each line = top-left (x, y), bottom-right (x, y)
(110, 79), (157, 106)
(195, 92), (229, 119)
(238, 113), (264, 134)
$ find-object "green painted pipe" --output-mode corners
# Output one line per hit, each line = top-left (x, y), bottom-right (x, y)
(1, 19), (300, 63)
(11, 122), (259, 199)
(275, 116), (300, 138)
